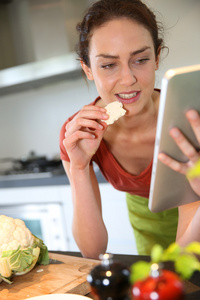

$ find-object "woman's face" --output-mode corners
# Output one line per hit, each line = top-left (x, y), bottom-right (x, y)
(82, 18), (159, 115)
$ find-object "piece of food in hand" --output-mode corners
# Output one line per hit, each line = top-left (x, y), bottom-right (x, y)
(0, 215), (49, 284)
(104, 101), (126, 125)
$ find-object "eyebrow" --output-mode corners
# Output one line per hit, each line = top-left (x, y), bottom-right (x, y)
(96, 46), (151, 59)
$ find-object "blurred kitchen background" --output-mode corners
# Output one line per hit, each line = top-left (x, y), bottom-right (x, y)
(0, 0), (199, 254)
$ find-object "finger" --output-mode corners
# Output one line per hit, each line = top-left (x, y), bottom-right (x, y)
(76, 118), (104, 131)
(169, 128), (199, 163)
(82, 104), (106, 112)
(186, 109), (200, 145)
(65, 118), (104, 136)
(64, 130), (96, 147)
(158, 153), (188, 174)
(78, 106), (108, 121)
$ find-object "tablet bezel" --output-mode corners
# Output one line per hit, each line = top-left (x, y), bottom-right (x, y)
(149, 64), (200, 213)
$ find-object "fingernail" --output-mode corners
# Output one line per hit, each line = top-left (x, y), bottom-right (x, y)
(187, 110), (198, 120)
(170, 128), (180, 138)
(102, 113), (108, 118)
(158, 153), (166, 161)
(98, 124), (103, 129)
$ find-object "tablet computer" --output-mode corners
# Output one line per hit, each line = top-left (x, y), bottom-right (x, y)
(149, 64), (200, 213)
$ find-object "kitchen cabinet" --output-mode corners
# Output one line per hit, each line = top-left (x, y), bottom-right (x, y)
(0, 183), (138, 255)
(100, 184), (138, 255)
(58, 183), (138, 255)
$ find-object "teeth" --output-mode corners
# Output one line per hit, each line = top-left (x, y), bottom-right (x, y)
(118, 92), (137, 99)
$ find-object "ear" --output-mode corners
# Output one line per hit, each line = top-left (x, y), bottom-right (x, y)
(80, 60), (94, 80)
(155, 48), (161, 70)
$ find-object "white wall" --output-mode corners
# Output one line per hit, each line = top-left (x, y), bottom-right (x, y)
(0, 0), (199, 161)
(0, 78), (98, 161)
(146, 0), (200, 86)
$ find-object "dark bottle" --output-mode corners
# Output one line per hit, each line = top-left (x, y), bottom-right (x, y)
(87, 253), (131, 300)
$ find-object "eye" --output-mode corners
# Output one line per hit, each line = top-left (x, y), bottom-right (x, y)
(135, 58), (150, 65)
(101, 63), (115, 69)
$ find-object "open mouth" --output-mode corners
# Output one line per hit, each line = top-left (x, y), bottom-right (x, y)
(116, 91), (140, 103)
(117, 92), (137, 99)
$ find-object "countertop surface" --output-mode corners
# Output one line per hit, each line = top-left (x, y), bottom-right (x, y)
(0, 170), (107, 188)
(0, 173), (69, 188)
(51, 251), (200, 300)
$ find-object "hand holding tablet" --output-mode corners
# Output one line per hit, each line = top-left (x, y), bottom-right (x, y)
(149, 64), (200, 213)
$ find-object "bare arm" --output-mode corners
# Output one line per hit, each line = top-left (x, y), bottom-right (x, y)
(62, 104), (109, 259)
(63, 160), (108, 259)
(176, 201), (200, 246)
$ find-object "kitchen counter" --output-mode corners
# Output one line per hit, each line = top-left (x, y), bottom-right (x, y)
(51, 251), (200, 300)
(0, 173), (69, 188)
(0, 169), (107, 188)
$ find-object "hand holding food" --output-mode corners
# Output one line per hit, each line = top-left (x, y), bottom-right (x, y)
(0, 215), (49, 284)
(63, 105), (108, 169)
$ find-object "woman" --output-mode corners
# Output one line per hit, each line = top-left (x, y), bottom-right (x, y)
(60, 0), (200, 258)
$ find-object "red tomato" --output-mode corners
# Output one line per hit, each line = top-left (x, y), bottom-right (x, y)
(132, 270), (184, 300)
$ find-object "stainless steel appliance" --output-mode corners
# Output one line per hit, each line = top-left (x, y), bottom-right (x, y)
(0, 201), (68, 251)
(0, 151), (65, 176)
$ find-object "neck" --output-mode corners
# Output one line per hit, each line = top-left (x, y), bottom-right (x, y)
(119, 94), (159, 132)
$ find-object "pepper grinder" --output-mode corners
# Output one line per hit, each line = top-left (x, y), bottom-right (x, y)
(87, 253), (131, 300)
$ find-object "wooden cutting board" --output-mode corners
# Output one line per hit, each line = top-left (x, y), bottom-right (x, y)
(0, 253), (99, 300)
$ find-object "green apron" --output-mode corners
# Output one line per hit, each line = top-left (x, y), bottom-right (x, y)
(126, 193), (178, 255)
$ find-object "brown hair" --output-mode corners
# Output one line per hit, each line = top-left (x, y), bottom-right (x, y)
(76, 0), (164, 67)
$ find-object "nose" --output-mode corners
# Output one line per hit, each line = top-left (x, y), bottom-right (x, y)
(120, 65), (137, 86)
